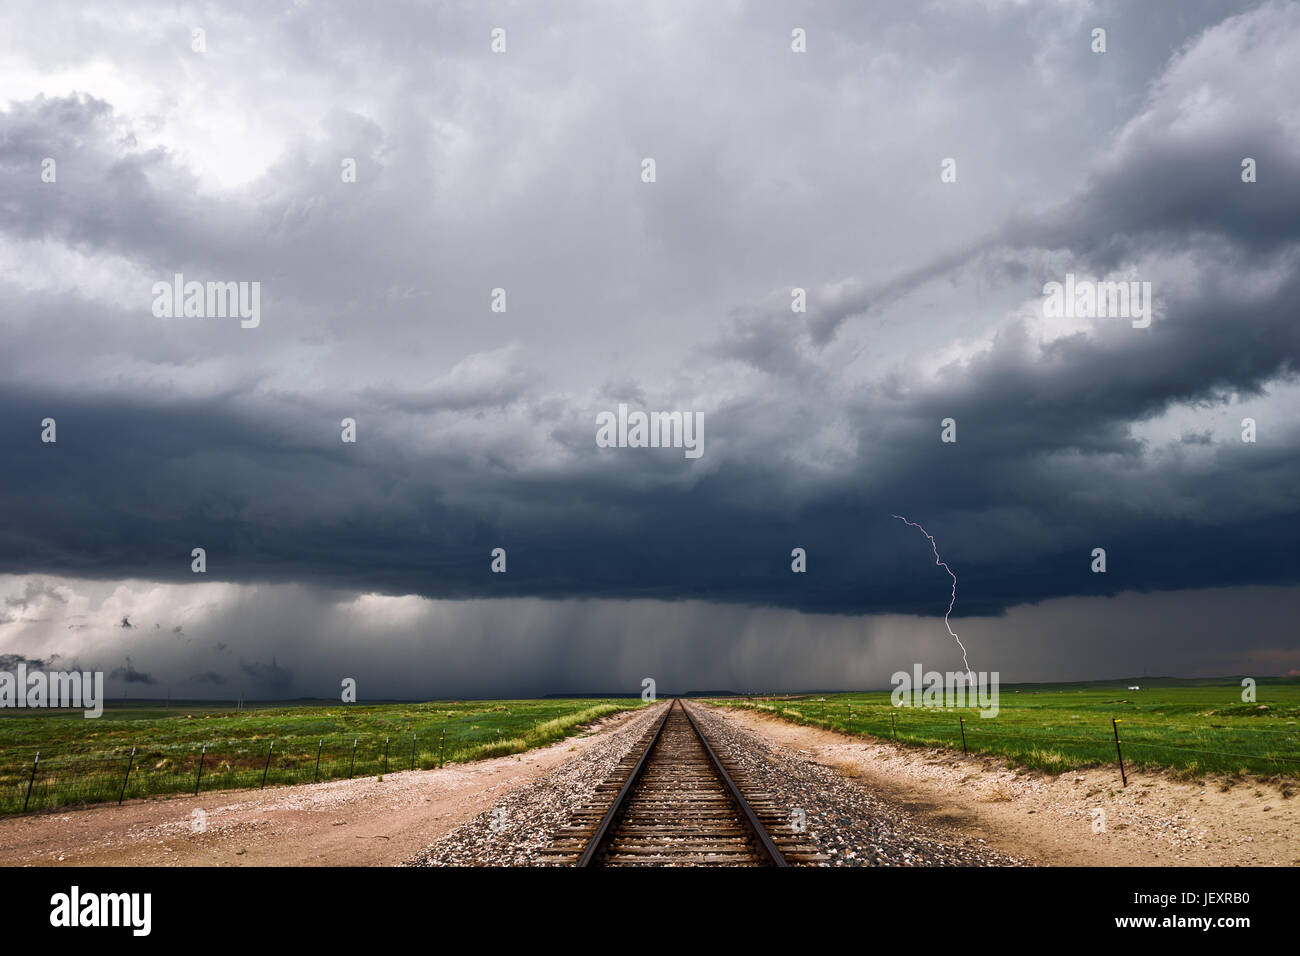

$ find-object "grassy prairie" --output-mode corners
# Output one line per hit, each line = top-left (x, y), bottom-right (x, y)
(708, 678), (1300, 780)
(0, 697), (643, 815)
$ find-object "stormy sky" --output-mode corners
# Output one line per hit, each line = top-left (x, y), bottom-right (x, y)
(1, 0), (1297, 699)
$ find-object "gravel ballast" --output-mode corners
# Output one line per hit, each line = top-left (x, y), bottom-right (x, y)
(687, 703), (1023, 866)
(406, 703), (667, 866)
(408, 700), (1022, 866)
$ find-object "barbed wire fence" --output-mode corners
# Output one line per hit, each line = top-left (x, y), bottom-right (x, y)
(2, 730), (468, 814)
(1, 701), (632, 815)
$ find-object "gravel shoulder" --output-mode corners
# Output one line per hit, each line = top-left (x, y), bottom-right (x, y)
(0, 708), (647, 867)
(713, 704), (1300, 866)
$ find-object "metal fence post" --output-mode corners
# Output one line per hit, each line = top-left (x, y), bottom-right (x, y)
(194, 745), (206, 796)
(261, 742), (274, 789)
(410, 734), (416, 772)
(349, 739), (357, 779)
(959, 717), (968, 755)
(891, 711), (896, 739)
(1112, 718), (1127, 786)
(438, 729), (445, 768)
(118, 747), (136, 805)
(384, 736), (390, 776)
(22, 752), (39, 813)
(314, 739), (323, 782)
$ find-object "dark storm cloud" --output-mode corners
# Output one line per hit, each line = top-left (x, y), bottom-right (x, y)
(0, 579), (66, 624)
(0, 0), (1297, 689)
(238, 658), (293, 695)
(1, 298), (1296, 618)
(0, 652), (61, 671)
(4, 580), (65, 608)
(109, 656), (154, 684)
(182, 671), (228, 686)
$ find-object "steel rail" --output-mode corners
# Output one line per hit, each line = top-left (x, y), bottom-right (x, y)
(679, 699), (788, 867)
(575, 698), (675, 867)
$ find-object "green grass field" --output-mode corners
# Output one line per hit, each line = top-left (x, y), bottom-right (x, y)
(0, 697), (644, 815)
(708, 677), (1300, 781)
(6, 677), (1297, 816)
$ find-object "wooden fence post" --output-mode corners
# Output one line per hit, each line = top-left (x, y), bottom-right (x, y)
(1112, 718), (1127, 786)
(194, 745), (206, 796)
(22, 752), (39, 813)
(118, 747), (136, 805)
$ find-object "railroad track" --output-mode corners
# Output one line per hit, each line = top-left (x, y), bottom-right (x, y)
(543, 699), (826, 866)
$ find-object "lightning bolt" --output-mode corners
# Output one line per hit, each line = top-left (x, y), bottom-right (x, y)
(891, 514), (973, 677)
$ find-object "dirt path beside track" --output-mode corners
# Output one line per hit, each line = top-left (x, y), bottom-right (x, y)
(713, 705), (1300, 866)
(0, 709), (643, 867)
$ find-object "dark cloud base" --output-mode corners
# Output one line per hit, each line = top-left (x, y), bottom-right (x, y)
(4, 387), (1298, 617)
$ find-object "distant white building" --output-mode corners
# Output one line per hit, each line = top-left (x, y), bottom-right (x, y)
(1128, 685), (1140, 690)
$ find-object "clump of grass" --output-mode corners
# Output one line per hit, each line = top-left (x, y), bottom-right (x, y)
(1016, 748), (1073, 775)
(836, 759), (862, 779)
(1169, 761), (1206, 785)
(463, 737), (528, 761)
